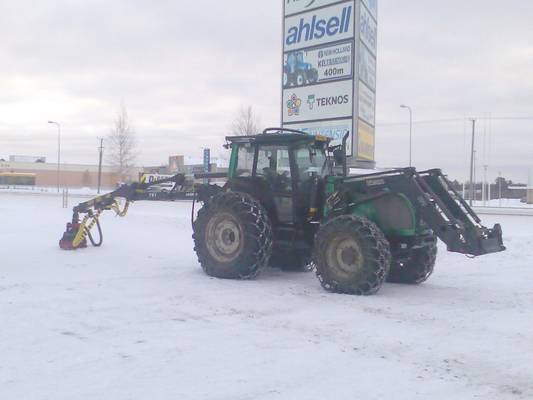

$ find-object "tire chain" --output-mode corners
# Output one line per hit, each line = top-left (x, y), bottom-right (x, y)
(313, 215), (391, 295)
(193, 191), (273, 279)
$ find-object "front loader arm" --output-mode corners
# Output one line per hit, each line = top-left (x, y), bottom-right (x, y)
(344, 168), (505, 257)
(59, 174), (186, 250)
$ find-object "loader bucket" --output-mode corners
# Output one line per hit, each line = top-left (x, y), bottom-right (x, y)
(415, 169), (506, 256)
(467, 223), (505, 256)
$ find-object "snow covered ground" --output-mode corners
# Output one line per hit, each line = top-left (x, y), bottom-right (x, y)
(1, 193), (532, 400)
(473, 198), (532, 208)
(0, 186), (101, 197)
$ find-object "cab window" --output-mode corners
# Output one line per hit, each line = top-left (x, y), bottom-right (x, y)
(256, 145), (292, 192)
(235, 144), (255, 177)
(294, 144), (327, 183)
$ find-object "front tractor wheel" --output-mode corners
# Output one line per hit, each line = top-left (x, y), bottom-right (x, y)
(193, 192), (273, 280)
(313, 215), (391, 295)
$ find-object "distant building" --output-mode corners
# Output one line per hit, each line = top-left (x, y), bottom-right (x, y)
(141, 154), (228, 184)
(527, 167), (533, 204)
(0, 160), (141, 189)
(143, 154), (225, 176)
(168, 155), (185, 172)
(9, 155), (46, 163)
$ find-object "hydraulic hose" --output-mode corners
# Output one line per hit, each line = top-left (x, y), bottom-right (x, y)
(86, 217), (103, 247)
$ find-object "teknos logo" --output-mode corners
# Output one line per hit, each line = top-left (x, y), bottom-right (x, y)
(307, 94), (349, 110)
(284, 3), (353, 50)
(287, 94), (302, 116)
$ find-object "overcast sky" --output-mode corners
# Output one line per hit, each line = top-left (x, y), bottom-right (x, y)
(1, 0), (532, 182)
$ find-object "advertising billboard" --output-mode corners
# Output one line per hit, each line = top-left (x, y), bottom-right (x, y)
(285, 0), (345, 16)
(282, 0), (378, 165)
(283, 80), (353, 123)
(358, 44), (376, 90)
(283, 119), (354, 154)
(283, 41), (353, 88)
(362, 0), (378, 19)
(359, 4), (377, 56)
(358, 82), (375, 125)
(284, 2), (355, 52)
(357, 120), (375, 161)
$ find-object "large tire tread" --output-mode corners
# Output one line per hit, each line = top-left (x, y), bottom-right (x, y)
(193, 192), (272, 280)
(313, 215), (391, 295)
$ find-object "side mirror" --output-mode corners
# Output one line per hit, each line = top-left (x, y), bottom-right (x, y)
(333, 149), (344, 166)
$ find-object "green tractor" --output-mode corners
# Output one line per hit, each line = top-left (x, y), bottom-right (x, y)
(59, 128), (505, 296)
(192, 128), (505, 295)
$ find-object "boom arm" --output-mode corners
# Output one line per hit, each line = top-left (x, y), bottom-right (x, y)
(59, 174), (186, 250)
(344, 168), (505, 256)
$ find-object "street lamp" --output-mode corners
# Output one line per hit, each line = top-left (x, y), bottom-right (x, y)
(48, 121), (61, 192)
(400, 105), (413, 167)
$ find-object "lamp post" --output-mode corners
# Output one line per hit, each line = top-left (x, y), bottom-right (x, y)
(48, 121), (61, 192)
(469, 119), (476, 207)
(400, 105), (413, 167)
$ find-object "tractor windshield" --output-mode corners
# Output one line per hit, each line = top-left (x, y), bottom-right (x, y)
(294, 143), (328, 180)
(256, 146), (292, 192)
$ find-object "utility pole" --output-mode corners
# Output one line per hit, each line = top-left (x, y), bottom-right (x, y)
(483, 165), (488, 206)
(97, 138), (104, 194)
(473, 150), (477, 200)
(469, 119), (476, 206)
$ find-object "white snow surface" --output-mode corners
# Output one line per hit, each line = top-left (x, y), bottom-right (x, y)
(1, 193), (532, 400)
(0, 186), (100, 197)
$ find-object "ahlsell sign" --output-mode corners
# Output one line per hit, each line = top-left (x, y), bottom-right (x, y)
(282, 0), (378, 166)
(284, 2), (354, 52)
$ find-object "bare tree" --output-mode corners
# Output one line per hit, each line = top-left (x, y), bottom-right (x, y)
(107, 103), (138, 180)
(230, 106), (261, 135)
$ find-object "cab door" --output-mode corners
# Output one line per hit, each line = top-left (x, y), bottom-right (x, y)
(254, 145), (295, 224)
(291, 143), (328, 225)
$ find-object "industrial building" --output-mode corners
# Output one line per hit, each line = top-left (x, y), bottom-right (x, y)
(0, 159), (141, 189)
(0, 154), (226, 189)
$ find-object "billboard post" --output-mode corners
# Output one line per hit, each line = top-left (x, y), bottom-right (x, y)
(282, 0), (378, 168)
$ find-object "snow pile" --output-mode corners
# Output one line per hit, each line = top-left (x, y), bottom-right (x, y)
(1, 193), (532, 399)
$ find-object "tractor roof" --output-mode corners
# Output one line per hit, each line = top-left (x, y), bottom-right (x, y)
(225, 130), (330, 147)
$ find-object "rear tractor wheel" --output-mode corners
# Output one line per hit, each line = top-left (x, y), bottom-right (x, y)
(193, 192), (273, 280)
(313, 215), (391, 295)
(388, 236), (438, 284)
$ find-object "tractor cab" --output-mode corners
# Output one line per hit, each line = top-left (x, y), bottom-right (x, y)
(224, 128), (334, 229)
